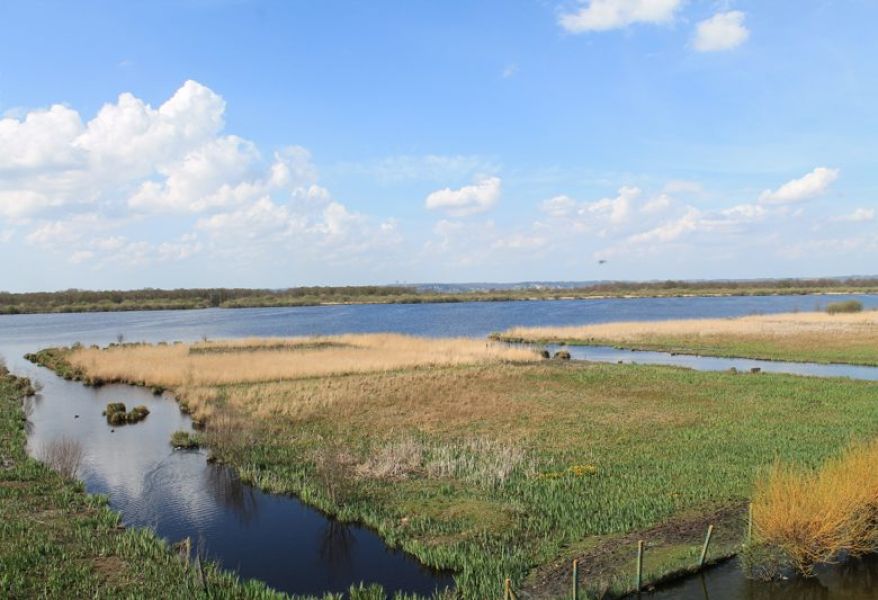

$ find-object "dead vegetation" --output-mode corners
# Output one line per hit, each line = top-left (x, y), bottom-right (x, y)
(67, 334), (540, 389)
(40, 436), (85, 480)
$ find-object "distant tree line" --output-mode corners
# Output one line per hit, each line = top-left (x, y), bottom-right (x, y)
(1, 278), (876, 315)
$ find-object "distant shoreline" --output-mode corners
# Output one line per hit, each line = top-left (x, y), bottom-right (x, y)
(2, 280), (878, 315)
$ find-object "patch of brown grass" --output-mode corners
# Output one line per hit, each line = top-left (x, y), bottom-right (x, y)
(69, 334), (539, 389)
(501, 310), (878, 343)
(751, 438), (878, 575)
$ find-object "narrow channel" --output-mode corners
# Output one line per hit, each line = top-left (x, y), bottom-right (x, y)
(22, 359), (453, 598)
(549, 344), (878, 381)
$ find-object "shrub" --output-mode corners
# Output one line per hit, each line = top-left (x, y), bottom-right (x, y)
(826, 300), (863, 314)
(751, 438), (878, 576)
(40, 437), (85, 480)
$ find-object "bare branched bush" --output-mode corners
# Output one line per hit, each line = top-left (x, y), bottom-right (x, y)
(201, 408), (255, 465)
(313, 438), (356, 504)
(21, 396), (34, 421)
(355, 436), (424, 480)
(40, 436), (85, 480)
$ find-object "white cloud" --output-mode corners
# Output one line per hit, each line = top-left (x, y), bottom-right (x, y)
(693, 11), (749, 52)
(641, 193), (673, 214)
(5, 81), (399, 270)
(502, 64), (519, 78)
(425, 176), (501, 217)
(759, 167), (840, 204)
(559, 0), (683, 33)
(539, 186), (639, 227)
(628, 207), (701, 244)
(832, 208), (875, 223)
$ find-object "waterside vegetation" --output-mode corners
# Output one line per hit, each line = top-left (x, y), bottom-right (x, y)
(27, 338), (878, 598)
(495, 310), (878, 366)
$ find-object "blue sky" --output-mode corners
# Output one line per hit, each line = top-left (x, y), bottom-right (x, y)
(1, 1), (876, 291)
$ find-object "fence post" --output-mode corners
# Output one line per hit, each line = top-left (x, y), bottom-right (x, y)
(699, 525), (714, 568)
(636, 540), (644, 592)
(747, 502), (753, 544)
(572, 559), (579, 600)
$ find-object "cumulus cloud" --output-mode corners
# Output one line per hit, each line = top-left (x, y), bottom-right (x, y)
(1, 81), (399, 269)
(425, 176), (501, 217)
(539, 186), (639, 227)
(693, 11), (749, 52)
(641, 193), (673, 214)
(759, 167), (840, 204)
(559, 0), (683, 33)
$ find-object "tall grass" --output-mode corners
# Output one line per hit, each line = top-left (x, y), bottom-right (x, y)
(65, 334), (540, 390)
(826, 299), (863, 314)
(751, 439), (878, 576)
(495, 310), (878, 366)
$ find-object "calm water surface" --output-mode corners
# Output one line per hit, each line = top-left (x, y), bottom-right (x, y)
(3, 294), (878, 598)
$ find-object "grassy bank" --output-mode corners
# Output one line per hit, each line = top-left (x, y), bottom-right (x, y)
(495, 311), (878, 366)
(3, 278), (878, 314)
(0, 366), (452, 600)
(0, 367), (286, 598)
(29, 339), (878, 598)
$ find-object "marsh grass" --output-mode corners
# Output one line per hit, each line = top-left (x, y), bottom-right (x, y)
(36, 340), (878, 598)
(826, 299), (863, 314)
(103, 402), (150, 425)
(65, 334), (539, 391)
(496, 310), (878, 366)
(170, 430), (200, 449)
(750, 439), (878, 576)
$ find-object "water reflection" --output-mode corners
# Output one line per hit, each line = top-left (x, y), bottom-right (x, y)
(204, 464), (259, 525)
(556, 345), (878, 381)
(20, 366), (453, 597)
(320, 521), (356, 571)
(645, 556), (878, 600)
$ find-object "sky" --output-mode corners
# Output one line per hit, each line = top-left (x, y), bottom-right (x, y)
(1, 0), (877, 292)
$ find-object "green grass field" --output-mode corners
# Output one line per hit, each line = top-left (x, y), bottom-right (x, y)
(29, 346), (878, 598)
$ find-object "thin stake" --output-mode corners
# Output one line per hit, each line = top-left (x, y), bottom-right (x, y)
(699, 524), (715, 568)
(747, 502), (753, 544)
(572, 559), (579, 600)
(636, 540), (644, 592)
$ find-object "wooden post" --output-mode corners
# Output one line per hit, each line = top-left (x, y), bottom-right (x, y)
(636, 540), (644, 592)
(572, 559), (579, 600)
(747, 502), (753, 544)
(699, 525), (714, 568)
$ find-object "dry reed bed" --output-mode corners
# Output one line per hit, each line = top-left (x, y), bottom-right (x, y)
(500, 311), (878, 342)
(67, 334), (540, 388)
(752, 439), (878, 575)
